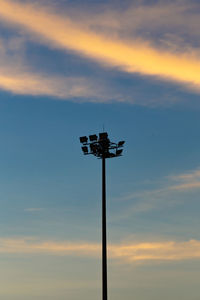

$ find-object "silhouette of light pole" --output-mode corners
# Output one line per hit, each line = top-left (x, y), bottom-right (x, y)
(79, 132), (125, 300)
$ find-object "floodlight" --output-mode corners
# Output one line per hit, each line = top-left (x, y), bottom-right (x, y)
(118, 141), (125, 147)
(79, 131), (125, 300)
(108, 152), (116, 158)
(80, 136), (88, 144)
(82, 146), (88, 154)
(89, 134), (98, 141)
(99, 132), (108, 140)
(116, 149), (123, 156)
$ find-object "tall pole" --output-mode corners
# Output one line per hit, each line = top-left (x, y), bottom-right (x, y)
(79, 132), (125, 300)
(102, 156), (107, 300)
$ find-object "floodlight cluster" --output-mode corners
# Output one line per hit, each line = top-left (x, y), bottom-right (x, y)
(79, 132), (125, 159)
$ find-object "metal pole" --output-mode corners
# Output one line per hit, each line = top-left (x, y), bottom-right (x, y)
(79, 132), (125, 300)
(102, 157), (107, 300)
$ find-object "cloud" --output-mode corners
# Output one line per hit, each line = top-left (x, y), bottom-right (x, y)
(0, 73), (89, 99)
(1, 237), (200, 263)
(172, 169), (200, 181)
(0, 37), (94, 99)
(0, 67), (137, 103)
(112, 166), (200, 221)
(0, 37), (121, 101)
(0, 0), (199, 94)
(169, 168), (200, 190)
(0, 36), (146, 102)
(125, 167), (200, 200)
(0, 238), (101, 256)
(110, 239), (200, 262)
(82, 1), (200, 44)
(169, 181), (200, 191)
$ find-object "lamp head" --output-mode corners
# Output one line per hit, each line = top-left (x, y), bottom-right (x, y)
(89, 134), (98, 142)
(116, 149), (123, 156)
(118, 141), (125, 147)
(99, 132), (108, 140)
(80, 136), (88, 144)
(82, 146), (88, 154)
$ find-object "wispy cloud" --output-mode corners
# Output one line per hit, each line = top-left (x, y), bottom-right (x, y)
(0, 36), (142, 102)
(170, 181), (200, 191)
(1, 237), (200, 263)
(82, 1), (200, 46)
(0, 72), (97, 99)
(0, 37), (119, 101)
(0, 67), (136, 102)
(113, 166), (200, 220)
(0, 238), (101, 256)
(169, 168), (200, 190)
(127, 167), (200, 198)
(0, 37), (93, 99)
(0, 0), (200, 94)
(110, 239), (200, 262)
(171, 169), (200, 181)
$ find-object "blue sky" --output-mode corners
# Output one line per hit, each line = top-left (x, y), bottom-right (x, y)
(0, 0), (200, 299)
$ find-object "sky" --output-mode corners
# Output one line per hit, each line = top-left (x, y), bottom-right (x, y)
(0, 0), (200, 299)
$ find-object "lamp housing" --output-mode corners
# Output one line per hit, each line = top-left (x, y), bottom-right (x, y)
(116, 149), (123, 156)
(82, 146), (88, 154)
(80, 136), (88, 144)
(99, 132), (108, 140)
(118, 141), (125, 147)
(89, 134), (98, 141)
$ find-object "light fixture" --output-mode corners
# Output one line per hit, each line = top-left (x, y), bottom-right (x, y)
(118, 141), (125, 147)
(116, 149), (123, 156)
(80, 136), (88, 144)
(82, 146), (88, 154)
(99, 132), (108, 140)
(89, 134), (98, 141)
(79, 131), (125, 300)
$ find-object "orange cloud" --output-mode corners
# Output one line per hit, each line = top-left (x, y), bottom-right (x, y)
(109, 240), (200, 262)
(1, 238), (200, 263)
(0, 37), (127, 101)
(0, 72), (98, 99)
(0, 37), (109, 100)
(0, 0), (200, 91)
(0, 68), (130, 102)
(0, 238), (101, 257)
